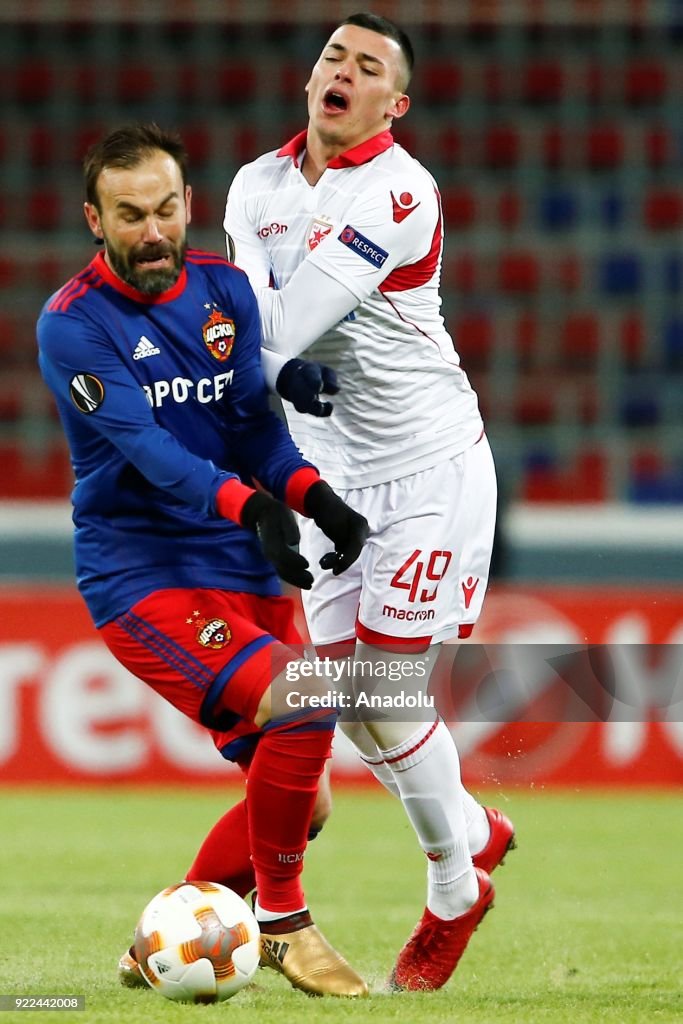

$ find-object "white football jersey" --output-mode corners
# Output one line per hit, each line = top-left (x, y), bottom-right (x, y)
(225, 129), (483, 489)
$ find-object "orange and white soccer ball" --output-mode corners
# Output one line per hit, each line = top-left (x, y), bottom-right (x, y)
(134, 882), (260, 1003)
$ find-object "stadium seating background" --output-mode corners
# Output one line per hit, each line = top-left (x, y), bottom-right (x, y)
(1, 0), (682, 505)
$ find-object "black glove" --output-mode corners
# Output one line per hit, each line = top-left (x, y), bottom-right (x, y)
(276, 358), (339, 417)
(304, 481), (369, 576)
(242, 492), (314, 590)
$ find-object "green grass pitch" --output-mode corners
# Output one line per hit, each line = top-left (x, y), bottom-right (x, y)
(1, 785), (681, 1023)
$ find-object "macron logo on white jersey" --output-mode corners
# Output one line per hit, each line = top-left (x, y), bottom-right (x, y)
(133, 335), (161, 360)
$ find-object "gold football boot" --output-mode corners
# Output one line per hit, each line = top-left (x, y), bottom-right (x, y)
(259, 911), (368, 997)
(117, 946), (147, 989)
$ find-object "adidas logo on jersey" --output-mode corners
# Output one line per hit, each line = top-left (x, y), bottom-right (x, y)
(133, 335), (161, 360)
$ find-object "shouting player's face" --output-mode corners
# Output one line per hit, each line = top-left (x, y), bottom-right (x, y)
(84, 150), (192, 295)
(306, 24), (410, 154)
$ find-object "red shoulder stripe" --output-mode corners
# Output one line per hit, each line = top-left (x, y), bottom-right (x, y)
(60, 276), (103, 312)
(48, 268), (100, 313)
(187, 248), (240, 270)
(379, 189), (443, 295)
(48, 269), (91, 312)
(187, 247), (230, 263)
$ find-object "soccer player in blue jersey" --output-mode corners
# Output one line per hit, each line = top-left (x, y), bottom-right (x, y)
(37, 123), (369, 998)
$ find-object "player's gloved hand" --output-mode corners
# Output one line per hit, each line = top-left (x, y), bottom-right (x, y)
(241, 491), (314, 590)
(303, 481), (369, 576)
(276, 357), (339, 418)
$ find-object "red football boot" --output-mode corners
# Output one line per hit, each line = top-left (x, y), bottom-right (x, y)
(472, 806), (516, 874)
(389, 868), (494, 992)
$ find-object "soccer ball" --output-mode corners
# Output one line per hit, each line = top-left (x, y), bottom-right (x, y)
(133, 881), (260, 1003)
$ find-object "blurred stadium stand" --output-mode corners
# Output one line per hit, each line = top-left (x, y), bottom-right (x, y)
(0, 0), (682, 521)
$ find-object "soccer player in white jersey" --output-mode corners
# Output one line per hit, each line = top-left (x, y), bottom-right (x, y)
(224, 12), (515, 991)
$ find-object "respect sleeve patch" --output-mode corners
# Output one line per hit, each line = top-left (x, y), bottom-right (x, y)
(338, 226), (389, 269)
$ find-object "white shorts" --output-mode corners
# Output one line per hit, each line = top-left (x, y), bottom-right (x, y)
(299, 436), (497, 647)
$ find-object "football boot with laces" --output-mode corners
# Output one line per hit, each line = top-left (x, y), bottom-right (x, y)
(388, 868), (494, 992)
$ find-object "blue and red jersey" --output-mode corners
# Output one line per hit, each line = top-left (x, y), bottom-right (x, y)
(37, 249), (316, 627)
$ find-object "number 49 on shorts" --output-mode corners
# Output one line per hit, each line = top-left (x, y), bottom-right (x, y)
(390, 550), (452, 604)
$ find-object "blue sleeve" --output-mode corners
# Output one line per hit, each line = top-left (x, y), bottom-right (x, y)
(217, 269), (317, 500)
(38, 310), (234, 517)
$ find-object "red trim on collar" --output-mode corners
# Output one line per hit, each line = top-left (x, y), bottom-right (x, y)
(328, 130), (394, 168)
(277, 129), (394, 170)
(92, 251), (187, 304)
(277, 131), (308, 168)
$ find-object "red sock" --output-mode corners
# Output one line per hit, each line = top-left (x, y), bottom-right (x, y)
(185, 799), (255, 897)
(247, 716), (333, 914)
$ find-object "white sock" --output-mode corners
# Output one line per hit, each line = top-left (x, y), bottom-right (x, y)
(359, 752), (400, 795)
(339, 719), (400, 796)
(341, 656), (491, 858)
(376, 720), (478, 919)
(254, 898), (307, 924)
(461, 787), (491, 855)
(360, 750), (490, 854)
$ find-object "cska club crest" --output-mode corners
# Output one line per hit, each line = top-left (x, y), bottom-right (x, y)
(194, 614), (232, 650)
(307, 216), (333, 252)
(202, 309), (235, 361)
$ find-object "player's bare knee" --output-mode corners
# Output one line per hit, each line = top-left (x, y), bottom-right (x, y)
(255, 658), (334, 728)
(339, 718), (381, 758)
(365, 719), (426, 749)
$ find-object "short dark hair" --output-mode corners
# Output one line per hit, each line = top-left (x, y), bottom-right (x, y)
(83, 123), (188, 209)
(340, 12), (414, 86)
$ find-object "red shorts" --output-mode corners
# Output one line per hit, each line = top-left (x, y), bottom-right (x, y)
(100, 588), (301, 763)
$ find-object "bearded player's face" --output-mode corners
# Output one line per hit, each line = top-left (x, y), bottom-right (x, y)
(84, 150), (192, 296)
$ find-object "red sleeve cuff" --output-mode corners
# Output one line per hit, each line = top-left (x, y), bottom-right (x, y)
(215, 478), (257, 525)
(285, 467), (321, 515)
